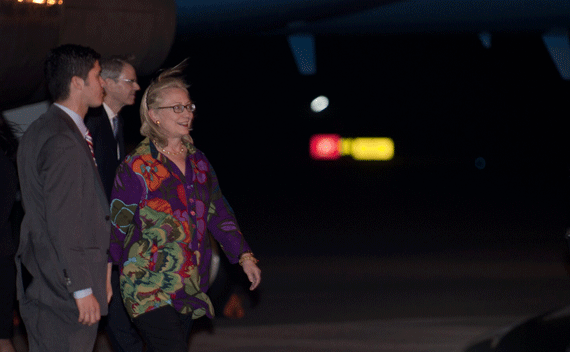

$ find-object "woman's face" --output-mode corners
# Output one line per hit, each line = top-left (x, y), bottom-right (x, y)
(150, 87), (194, 140)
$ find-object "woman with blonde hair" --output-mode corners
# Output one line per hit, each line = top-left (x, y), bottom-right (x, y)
(109, 62), (261, 352)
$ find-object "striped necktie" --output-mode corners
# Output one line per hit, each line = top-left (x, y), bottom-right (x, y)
(85, 130), (97, 167)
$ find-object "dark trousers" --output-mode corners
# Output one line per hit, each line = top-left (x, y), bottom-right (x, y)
(0, 255), (16, 339)
(105, 268), (144, 352)
(19, 298), (98, 352)
(132, 305), (194, 352)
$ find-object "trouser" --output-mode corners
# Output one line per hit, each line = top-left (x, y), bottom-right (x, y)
(0, 255), (16, 339)
(104, 267), (144, 352)
(19, 297), (98, 352)
(132, 305), (194, 352)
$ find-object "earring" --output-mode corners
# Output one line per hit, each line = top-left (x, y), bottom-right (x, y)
(154, 120), (160, 125)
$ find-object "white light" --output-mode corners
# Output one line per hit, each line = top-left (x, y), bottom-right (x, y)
(310, 96), (329, 113)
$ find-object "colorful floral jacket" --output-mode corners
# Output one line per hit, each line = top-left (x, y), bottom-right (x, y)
(109, 138), (251, 319)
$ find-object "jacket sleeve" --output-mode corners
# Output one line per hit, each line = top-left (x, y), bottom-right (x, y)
(109, 158), (144, 265)
(204, 159), (252, 264)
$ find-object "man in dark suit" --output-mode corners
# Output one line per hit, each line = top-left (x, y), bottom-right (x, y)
(85, 57), (142, 351)
(85, 57), (140, 200)
(16, 44), (112, 352)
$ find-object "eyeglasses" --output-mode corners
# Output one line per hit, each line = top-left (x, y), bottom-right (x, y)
(120, 78), (138, 85)
(155, 103), (196, 114)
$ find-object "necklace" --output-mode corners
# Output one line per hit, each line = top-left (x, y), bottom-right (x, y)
(153, 140), (185, 156)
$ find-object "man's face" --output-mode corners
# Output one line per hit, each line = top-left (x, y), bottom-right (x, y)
(83, 61), (104, 108)
(104, 63), (140, 108)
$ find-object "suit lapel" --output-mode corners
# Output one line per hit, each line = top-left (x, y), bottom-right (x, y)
(55, 107), (94, 167)
(56, 108), (110, 211)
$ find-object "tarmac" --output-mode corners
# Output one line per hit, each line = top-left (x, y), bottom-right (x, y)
(10, 248), (570, 351)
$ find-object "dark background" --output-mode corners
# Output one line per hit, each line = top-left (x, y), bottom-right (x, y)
(121, 32), (570, 259)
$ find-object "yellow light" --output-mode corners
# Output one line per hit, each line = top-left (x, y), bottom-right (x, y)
(32, 0), (45, 3)
(340, 138), (352, 156)
(350, 138), (394, 160)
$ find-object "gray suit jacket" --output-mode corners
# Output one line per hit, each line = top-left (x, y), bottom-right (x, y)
(16, 104), (111, 315)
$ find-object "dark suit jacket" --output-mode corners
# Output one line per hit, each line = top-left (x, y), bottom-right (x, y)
(16, 105), (111, 315)
(0, 148), (18, 257)
(85, 105), (125, 201)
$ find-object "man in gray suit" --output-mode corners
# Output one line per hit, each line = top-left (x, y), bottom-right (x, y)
(16, 44), (112, 352)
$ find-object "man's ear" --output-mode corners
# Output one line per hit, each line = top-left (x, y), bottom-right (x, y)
(102, 77), (113, 90)
(71, 76), (84, 91)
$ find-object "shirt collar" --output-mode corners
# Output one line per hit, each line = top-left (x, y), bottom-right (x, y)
(54, 103), (89, 136)
(149, 138), (159, 159)
(103, 102), (116, 121)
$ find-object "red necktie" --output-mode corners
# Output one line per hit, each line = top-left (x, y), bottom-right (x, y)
(85, 130), (97, 167)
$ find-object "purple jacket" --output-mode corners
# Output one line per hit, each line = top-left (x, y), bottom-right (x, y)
(109, 138), (251, 319)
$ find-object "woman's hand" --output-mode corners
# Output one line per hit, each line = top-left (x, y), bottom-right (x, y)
(242, 260), (261, 290)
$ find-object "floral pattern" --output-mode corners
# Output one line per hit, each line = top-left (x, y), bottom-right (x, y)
(109, 138), (251, 319)
(132, 154), (169, 192)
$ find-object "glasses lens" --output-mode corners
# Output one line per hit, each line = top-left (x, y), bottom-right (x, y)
(173, 105), (184, 113)
(185, 104), (196, 112)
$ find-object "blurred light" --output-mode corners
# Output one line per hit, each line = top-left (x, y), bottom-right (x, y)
(310, 96), (329, 113)
(287, 32), (316, 75)
(478, 31), (492, 49)
(14, 0), (62, 4)
(309, 134), (341, 160)
(340, 138), (352, 156)
(350, 138), (394, 160)
(475, 157), (486, 170)
(542, 29), (570, 80)
(310, 135), (394, 161)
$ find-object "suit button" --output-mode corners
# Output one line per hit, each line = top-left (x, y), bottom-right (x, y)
(105, 215), (110, 221)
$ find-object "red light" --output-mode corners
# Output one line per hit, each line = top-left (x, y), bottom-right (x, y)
(309, 134), (341, 160)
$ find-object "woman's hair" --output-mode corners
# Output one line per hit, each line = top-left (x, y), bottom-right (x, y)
(140, 59), (192, 147)
(0, 115), (19, 164)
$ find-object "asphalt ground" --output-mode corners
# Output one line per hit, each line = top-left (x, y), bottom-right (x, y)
(10, 157), (570, 351)
(10, 246), (570, 352)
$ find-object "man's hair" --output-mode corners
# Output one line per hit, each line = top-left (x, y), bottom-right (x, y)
(100, 55), (134, 81)
(44, 44), (101, 102)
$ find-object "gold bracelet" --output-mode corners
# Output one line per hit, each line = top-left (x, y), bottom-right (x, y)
(239, 255), (259, 266)
(238, 251), (254, 262)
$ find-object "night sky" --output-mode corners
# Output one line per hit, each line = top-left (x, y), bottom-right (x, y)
(122, 32), (570, 257)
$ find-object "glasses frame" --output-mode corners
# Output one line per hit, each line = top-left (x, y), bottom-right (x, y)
(155, 103), (196, 114)
(119, 78), (138, 85)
